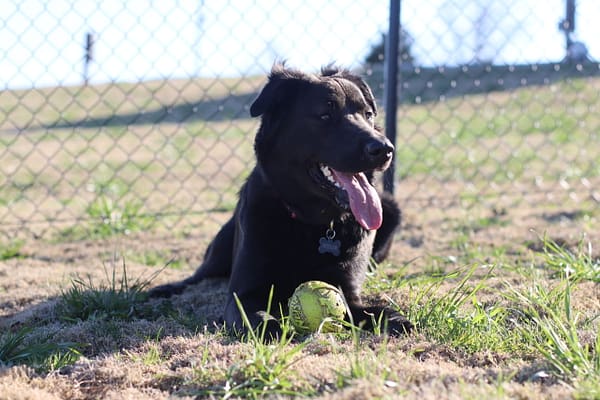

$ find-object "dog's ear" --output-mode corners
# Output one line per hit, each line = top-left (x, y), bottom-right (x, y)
(249, 76), (283, 117)
(250, 64), (307, 117)
(321, 63), (341, 77)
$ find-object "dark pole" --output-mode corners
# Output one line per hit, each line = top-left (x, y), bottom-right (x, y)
(383, 0), (400, 194)
(84, 32), (94, 86)
(559, 0), (575, 51)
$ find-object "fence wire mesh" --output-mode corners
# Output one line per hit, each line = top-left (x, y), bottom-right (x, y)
(1, 1), (599, 244)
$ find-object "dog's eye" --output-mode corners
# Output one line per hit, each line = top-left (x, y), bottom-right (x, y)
(319, 101), (335, 121)
(365, 111), (374, 121)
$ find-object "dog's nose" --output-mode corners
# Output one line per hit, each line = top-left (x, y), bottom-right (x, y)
(364, 139), (394, 165)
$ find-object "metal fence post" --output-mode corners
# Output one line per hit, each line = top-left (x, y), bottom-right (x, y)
(383, 0), (400, 194)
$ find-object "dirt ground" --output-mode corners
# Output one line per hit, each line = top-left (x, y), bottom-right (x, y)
(1, 174), (598, 399)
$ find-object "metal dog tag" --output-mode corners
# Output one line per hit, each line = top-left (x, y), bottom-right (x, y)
(318, 221), (341, 256)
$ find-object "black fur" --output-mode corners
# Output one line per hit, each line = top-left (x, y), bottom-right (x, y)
(149, 64), (412, 337)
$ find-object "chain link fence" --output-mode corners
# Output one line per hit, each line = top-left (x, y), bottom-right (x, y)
(1, 1), (599, 243)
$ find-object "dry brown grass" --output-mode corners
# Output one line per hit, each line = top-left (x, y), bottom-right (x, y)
(1, 76), (599, 399)
(1, 192), (599, 398)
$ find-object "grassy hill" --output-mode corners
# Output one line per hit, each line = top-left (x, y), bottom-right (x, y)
(0, 73), (599, 399)
(1, 73), (599, 239)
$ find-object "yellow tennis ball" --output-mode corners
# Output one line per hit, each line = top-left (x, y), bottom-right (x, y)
(288, 280), (346, 334)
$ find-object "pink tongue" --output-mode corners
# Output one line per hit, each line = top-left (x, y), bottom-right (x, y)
(330, 169), (383, 230)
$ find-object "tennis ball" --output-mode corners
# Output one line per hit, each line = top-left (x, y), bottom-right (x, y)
(288, 280), (346, 334)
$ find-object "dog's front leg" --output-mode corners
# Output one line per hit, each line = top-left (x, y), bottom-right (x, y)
(372, 191), (402, 263)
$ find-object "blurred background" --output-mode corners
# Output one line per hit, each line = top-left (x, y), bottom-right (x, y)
(1, 0), (598, 248)
(3, 0), (599, 86)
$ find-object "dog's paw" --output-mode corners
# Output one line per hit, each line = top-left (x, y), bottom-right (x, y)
(385, 311), (413, 336)
(349, 304), (413, 336)
(147, 282), (186, 298)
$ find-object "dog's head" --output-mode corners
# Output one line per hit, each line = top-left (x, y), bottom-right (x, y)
(250, 64), (394, 230)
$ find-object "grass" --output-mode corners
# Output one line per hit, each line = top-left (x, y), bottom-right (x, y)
(401, 266), (529, 354)
(539, 233), (600, 282)
(86, 196), (154, 237)
(506, 276), (600, 400)
(125, 330), (166, 366)
(2, 75), (599, 240)
(1, 74), (599, 398)
(334, 319), (397, 391)
(396, 78), (600, 181)
(513, 279), (599, 381)
(1, 230), (598, 398)
(0, 239), (23, 260)
(127, 249), (184, 269)
(192, 289), (313, 398)
(57, 177), (158, 239)
(57, 259), (158, 321)
(505, 236), (600, 388)
(167, 233), (598, 397)
(366, 235), (599, 386)
(2, 118), (254, 241)
(0, 328), (82, 372)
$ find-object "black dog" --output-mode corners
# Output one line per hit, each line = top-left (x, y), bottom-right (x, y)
(150, 65), (412, 337)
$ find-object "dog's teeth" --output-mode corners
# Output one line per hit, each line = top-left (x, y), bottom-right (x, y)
(319, 164), (342, 188)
